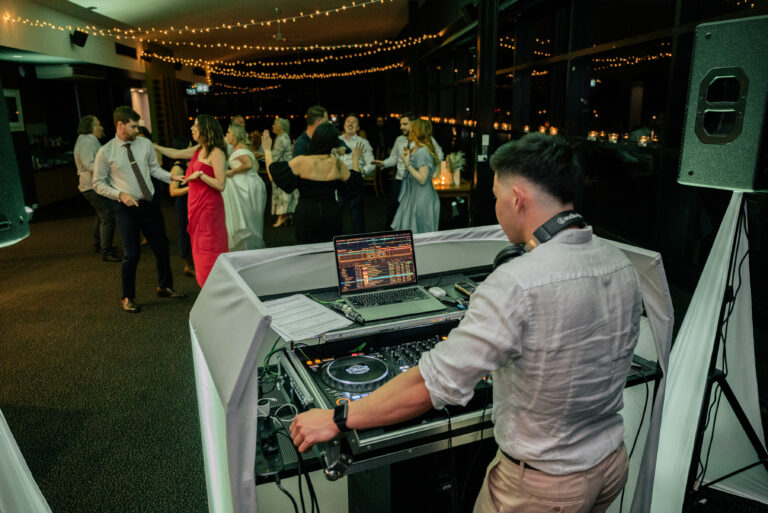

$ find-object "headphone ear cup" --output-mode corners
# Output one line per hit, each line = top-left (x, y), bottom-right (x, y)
(493, 244), (526, 270)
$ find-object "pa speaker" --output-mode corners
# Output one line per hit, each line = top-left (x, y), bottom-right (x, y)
(678, 16), (768, 192)
(0, 81), (30, 247)
(70, 30), (88, 48)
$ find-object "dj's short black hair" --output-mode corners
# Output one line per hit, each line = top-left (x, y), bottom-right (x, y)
(490, 133), (582, 203)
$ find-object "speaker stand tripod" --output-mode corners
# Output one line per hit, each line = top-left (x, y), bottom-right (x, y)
(684, 196), (768, 505)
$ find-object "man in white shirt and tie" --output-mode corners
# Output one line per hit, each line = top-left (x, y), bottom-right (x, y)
(338, 114), (375, 233)
(373, 113), (444, 228)
(93, 106), (184, 313)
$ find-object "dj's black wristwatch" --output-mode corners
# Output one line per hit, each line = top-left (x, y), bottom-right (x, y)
(333, 402), (351, 432)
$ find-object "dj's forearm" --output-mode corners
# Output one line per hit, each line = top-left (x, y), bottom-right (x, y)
(346, 366), (433, 430)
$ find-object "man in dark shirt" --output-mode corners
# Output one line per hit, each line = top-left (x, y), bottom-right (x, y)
(293, 105), (329, 157)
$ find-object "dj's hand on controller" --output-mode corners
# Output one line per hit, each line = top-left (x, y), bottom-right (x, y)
(289, 408), (340, 453)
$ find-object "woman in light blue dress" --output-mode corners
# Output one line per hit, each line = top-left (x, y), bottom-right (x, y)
(391, 119), (440, 233)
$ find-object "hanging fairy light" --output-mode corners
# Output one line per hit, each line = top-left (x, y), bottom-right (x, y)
(139, 34), (438, 68)
(209, 61), (404, 80)
(211, 83), (282, 95)
(592, 51), (672, 72)
(2, 0), (398, 41)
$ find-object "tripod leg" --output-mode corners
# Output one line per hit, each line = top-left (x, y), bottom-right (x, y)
(715, 375), (768, 472)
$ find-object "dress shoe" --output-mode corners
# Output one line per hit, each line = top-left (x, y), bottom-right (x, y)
(103, 253), (121, 262)
(121, 298), (139, 313)
(157, 287), (185, 299)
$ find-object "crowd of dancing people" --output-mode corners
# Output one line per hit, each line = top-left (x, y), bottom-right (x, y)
(73, 105), (446, 311)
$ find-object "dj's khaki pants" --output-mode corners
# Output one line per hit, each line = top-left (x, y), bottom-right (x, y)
(473, 444), (628, 513)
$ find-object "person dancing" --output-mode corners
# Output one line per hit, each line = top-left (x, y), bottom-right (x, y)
(155, 115), (227, 287)
(223, 123), (266, 250)
(270, 117), (298, 227)
(391, 119), (440, 234)
(262, 121), (364, 244)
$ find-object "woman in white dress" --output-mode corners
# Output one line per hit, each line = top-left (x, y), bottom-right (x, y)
(222, 123), (267, 250)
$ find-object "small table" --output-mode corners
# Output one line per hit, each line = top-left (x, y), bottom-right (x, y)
(433, 178), (472, 225)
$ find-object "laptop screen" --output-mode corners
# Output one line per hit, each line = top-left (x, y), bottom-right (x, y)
(334, 231), (418, 294)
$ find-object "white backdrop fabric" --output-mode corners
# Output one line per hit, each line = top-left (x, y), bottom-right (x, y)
(190, 225), (673, 513)
(650, 192), (768, 512)
(0, 407), (51, 513)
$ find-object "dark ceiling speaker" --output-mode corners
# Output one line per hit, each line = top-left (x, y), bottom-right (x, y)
(0, 80), (30, 247)
(678, 15), (768, 192)
(70, 30), (88, 48)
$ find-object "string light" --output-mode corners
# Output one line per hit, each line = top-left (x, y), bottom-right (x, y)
(209, 61), (404, 80)
(3, 1), (397, 41)
(120, 0), (394, 39)
(140, 34), (438, 68)
(592, 51), (672, 72)
(210, 83), (282, 95)
(139, 35), (437, 53)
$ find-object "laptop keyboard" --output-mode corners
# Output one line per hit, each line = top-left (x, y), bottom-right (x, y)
(347, 287), (429, 308)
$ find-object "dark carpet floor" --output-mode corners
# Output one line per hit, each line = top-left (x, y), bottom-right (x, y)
(1, 190), (766, 512)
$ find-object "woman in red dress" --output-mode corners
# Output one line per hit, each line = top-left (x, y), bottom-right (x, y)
(155, 115), (228, 287)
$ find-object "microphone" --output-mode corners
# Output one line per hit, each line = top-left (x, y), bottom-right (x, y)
(327, 301), (365, 326)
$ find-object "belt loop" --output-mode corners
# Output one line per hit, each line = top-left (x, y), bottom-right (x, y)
(519, 459), (526, 477)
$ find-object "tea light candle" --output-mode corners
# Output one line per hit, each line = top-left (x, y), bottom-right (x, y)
(608, 133), (619, 143)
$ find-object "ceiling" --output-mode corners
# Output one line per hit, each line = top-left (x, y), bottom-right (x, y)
(33, 0), (415, 63)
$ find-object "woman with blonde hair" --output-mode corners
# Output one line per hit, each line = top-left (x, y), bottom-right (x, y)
(262, 122), (364, 243)
(391, 119), (440, 233)
(269, 117), (299, 227)
(222, 123), (267, 250)
(154, 114), (228, 287)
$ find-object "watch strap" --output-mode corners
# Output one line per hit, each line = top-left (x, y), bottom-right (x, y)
(333, 403), (351, 432)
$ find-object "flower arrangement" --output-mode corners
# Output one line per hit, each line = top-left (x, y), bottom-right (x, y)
(446, 151), (466, 185)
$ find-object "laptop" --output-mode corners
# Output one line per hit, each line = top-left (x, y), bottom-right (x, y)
(333, 231), (447, 322)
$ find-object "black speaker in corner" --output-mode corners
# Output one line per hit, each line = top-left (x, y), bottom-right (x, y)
(0, 80), (30, 248)
(678, 15), (768, 192)
(70, 30), (88, 48)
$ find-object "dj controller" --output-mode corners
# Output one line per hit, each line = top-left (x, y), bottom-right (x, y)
(275, 316), (660, 480)
(277, 319), (496, 477)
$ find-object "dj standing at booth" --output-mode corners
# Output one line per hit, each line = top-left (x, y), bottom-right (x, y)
(290, 133), (643, 513)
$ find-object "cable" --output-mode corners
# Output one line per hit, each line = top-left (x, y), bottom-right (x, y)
(442, 407), (459, 513)
(273, 403), (299, 423)
(274, 475), (299, 513)
(459, 389), (492, 512)
(273, 420), (321, 513)
(695, 200), (750, 486)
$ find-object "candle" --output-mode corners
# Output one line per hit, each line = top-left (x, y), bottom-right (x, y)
(549, 126), (558, 136)
(588, 131), (598, 141)
(608, 133), (619, 143)
(638, 136), (649, 147)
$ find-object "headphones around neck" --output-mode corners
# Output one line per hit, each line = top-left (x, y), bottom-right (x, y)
(493, 210), (587, 270)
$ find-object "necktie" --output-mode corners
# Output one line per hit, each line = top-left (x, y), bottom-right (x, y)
(124, 143), (152, 201)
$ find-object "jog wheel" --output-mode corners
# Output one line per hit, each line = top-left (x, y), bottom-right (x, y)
(321, 355), (390, 393)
